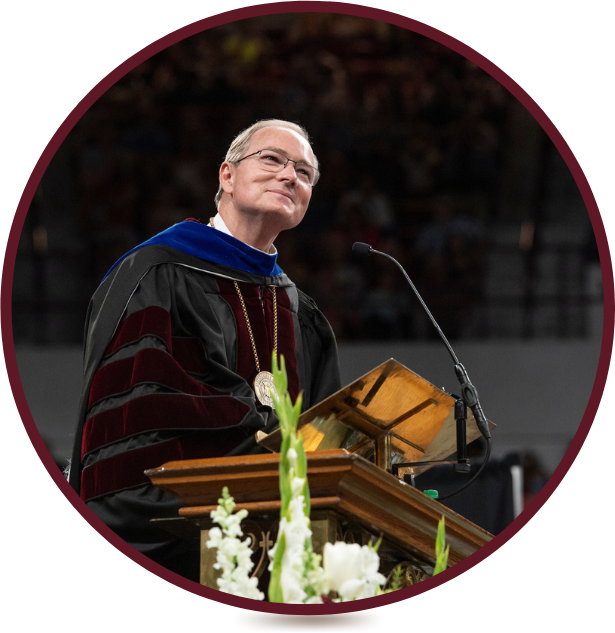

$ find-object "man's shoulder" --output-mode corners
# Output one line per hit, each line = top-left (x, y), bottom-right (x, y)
(296, 288), (318, 312)
(104, 244), (218, 285)
(295, 288), (328, 324)
(117, 243), (196, 269)
(294, 288), (338, 354)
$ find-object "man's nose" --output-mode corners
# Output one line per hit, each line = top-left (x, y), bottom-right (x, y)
(277, 161), (297, 181)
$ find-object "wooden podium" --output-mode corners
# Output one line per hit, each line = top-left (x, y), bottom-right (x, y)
(146, 449), (493, 590)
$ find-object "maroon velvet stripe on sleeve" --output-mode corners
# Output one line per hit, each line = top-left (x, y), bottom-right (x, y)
(171, 337), (207, 374)
(105, 306), (172, 357)
(88, 348), (223, 409)
(80, 431), (246, 501)
(81, 393), (251, 458)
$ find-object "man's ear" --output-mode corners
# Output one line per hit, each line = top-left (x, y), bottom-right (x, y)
(219, 162), (234, 195)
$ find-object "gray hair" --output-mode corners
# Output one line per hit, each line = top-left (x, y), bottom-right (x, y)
(214, 119), (318, 208)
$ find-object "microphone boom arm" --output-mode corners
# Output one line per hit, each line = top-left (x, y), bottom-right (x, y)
(353, 242), (491, 441)
(352, 241), (494, 499)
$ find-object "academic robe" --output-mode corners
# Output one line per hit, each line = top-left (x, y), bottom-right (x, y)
(68, 221), (341, 581)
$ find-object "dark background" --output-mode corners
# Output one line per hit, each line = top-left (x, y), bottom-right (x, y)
(13, 13), (601, 344)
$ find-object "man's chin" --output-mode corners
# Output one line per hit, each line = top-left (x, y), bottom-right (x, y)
(258, 205), (306, 228)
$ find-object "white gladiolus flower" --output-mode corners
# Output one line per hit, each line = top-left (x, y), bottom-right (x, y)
(323, 541), (386, 601)
(323, 542), (362, 592)
(291, 476), (305, 497)
(274, 494), (314, 603)
(206, 526), (223, 548)
(206, 488), (264, 601)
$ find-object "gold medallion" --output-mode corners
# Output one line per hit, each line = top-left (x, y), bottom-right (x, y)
(254, 371), (277, 408)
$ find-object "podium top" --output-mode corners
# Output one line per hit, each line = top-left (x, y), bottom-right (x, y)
(146, 449), (494, 566)
(258, 359), (494, 475)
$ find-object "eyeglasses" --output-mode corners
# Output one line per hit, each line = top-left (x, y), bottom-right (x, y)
(236, 149), (320, 186)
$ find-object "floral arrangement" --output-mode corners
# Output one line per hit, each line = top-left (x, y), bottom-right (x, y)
(206, 353), (448, 603)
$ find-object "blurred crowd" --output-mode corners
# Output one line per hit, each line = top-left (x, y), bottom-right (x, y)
(57, 14), (516, 340)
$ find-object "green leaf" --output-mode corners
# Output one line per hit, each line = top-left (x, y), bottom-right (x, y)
(433, 516), (450, 575)
(293, 391), (304, 421)
(301, 476), (311, 518)
(295, 433), (308, 479)
(371, 534), (383, 553)
(271, 352), (288, 403)
(279, 436), (292, 518)
(268, 531), (287, 603)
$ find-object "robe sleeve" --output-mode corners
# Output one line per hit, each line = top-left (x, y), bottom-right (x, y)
(79, 263), (279, 502)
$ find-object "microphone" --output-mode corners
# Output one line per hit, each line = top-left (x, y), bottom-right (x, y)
(352, 242), (373, 256)
(352, 242), (491, 441)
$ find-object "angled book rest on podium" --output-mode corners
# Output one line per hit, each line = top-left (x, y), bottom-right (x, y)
(257, 358), (495, 478)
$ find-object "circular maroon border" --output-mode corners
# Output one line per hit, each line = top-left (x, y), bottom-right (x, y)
(2, 1), (613, 615)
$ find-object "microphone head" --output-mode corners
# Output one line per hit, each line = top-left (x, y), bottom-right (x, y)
(352, 242), (372, 256)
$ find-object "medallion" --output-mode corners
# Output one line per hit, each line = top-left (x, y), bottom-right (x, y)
(254, 371), (277, 408)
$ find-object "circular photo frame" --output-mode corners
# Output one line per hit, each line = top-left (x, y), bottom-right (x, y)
(1, 1), (615, 630)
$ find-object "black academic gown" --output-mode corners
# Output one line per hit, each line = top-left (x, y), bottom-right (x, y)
(68, 237), (341, 581)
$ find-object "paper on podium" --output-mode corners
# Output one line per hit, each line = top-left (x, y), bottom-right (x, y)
(257, 359), (495, 477)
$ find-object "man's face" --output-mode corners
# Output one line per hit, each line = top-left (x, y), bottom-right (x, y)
(220, 127), (315, 230)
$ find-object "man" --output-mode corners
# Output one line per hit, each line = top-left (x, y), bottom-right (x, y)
(68, 119), (341, 581)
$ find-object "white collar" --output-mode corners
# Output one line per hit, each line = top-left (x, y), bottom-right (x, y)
(211, 213), (277, 255)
